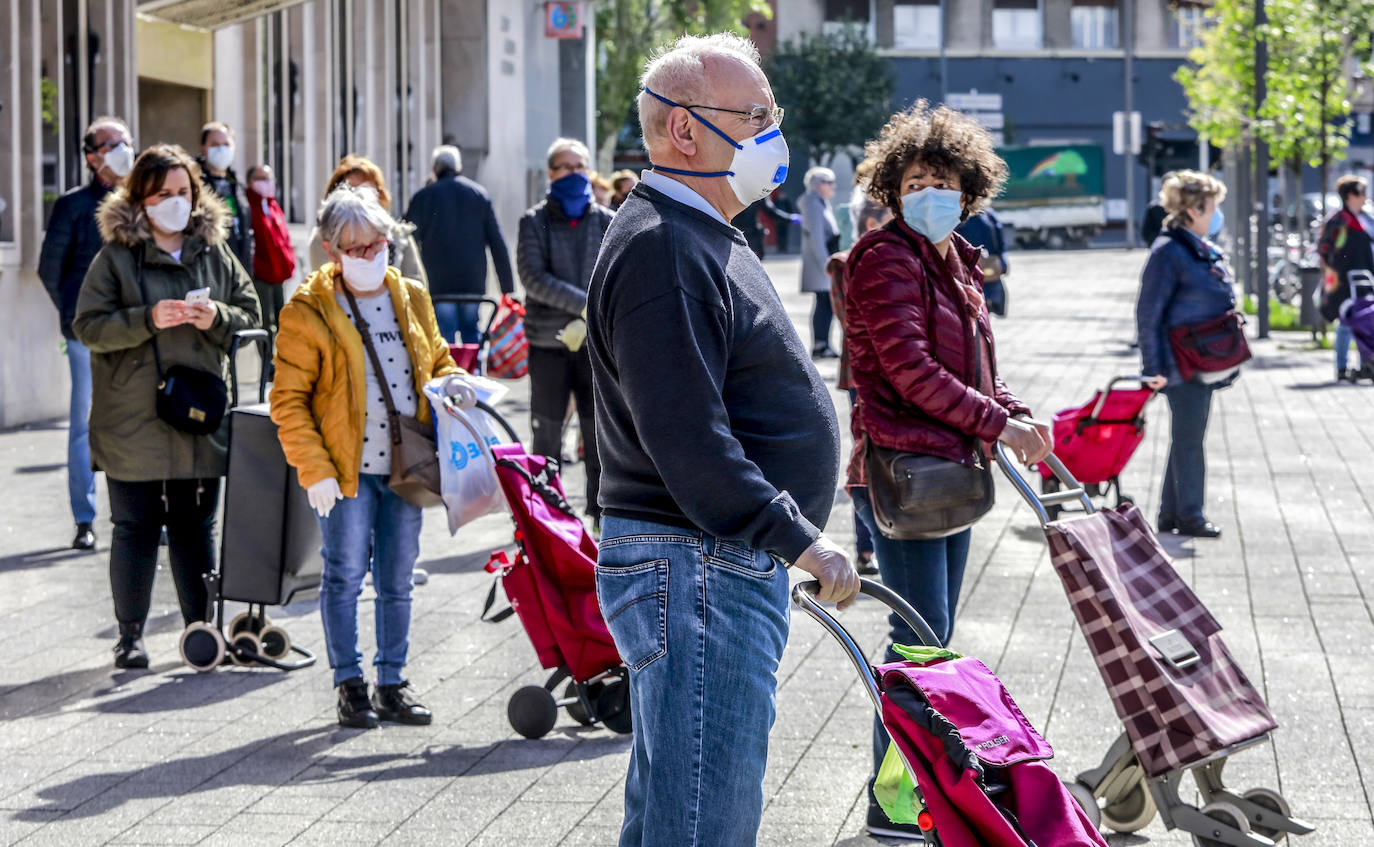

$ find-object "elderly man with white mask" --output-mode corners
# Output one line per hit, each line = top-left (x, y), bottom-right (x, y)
(586, 32), (860, 846)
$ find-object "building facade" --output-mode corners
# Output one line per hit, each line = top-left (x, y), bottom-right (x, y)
(1, 0), (594, 427)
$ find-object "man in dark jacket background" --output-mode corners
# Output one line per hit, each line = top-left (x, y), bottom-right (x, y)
(196, 122), (254, 275)
(404, 145), (516, 342)
(516, 137), (613, 522)
(37, 115), (133, 551)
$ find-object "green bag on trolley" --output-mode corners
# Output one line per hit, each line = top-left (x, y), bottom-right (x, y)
(872, 644), (963, 825)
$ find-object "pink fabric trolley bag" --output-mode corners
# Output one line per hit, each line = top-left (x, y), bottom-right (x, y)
(1000, 446), (1314, 847)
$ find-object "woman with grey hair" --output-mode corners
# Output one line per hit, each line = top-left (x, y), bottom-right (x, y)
(271, 184), (472, 729)
(800, 166), (840, 357)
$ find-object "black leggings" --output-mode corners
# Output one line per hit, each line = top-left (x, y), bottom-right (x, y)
(528, 345), (601, 519)
(108, 477), (221, 626)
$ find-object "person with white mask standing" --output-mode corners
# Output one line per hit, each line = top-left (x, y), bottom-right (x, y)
(38, 116), (135, 552)
(73, 144), (262, 669)
(197, 121), (254, 276)
(585, 32), (859, 846)
(270, 184), (474, 730)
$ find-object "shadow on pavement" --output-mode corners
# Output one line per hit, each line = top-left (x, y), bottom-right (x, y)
(89, 667), (288, 714)
(0, 547), (92, 574)
(13, 724), (628, 821)
(13, 463), (66, 474)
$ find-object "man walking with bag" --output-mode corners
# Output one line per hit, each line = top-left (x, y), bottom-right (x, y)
(586, 32), (859, 847)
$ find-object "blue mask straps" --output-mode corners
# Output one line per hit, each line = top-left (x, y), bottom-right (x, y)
(643, 87), (739, 179)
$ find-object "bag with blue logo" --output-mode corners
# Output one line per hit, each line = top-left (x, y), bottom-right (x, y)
(424, 376), (512, 534)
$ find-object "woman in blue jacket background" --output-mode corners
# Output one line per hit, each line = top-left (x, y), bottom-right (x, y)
(1136, 170), (1235, 539)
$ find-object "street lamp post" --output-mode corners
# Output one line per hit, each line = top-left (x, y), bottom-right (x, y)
(1255, 0), (1270, 338)
(1124, 0), (1136, 249)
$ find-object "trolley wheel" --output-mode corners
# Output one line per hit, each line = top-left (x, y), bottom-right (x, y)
(1241, 787), (1291, 842)
(564, 680), (602, 726)
(1065, 780), (1101, 830)
(1100, 777), (1157, 833)
(258, 626), (291, 661)
(595, 679), (633, 735)
(509, 685), (558, 739)
(180, 622), (226, 672)
(229, 631), (263, 666)
(1190, 801), (1250, 847)
(228, 611), (269, 637)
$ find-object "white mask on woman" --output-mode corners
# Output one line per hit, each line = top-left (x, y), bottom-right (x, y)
(145, 196), (192, 234)
(340, 249), (389, 293)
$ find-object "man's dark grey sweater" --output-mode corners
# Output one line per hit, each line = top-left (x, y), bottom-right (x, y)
(587, 183), (840, 563)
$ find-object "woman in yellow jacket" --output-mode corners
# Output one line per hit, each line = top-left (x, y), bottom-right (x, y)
(270, 185), (474, 729)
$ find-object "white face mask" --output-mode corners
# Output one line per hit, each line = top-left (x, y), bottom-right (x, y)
(206, 144), (235, 172)
(103, 143), (134, 178)
(340, 249), (389, 293)
(642, 87), (790, 207)
(250, 179), (275, 198)
(145, 196), (192, 234)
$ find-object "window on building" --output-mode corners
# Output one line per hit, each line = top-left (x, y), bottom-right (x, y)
(1072, 0), (1118, 50)
(1174, 5), (1208, 50)
(893, 0), (941, 50)
(823, 0), (871, 36)
(993, 0), (1042, 50)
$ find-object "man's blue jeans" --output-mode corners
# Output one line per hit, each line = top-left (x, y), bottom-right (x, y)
(316, 474), (424, 686)
(433, 301), (481, 344)
(596, 516), (791, 847)
(1335, 319), (1356, 371)
(850, 487), (971, 776)
(1159, 381), (1217, 525)
(66, 338), (97, 525)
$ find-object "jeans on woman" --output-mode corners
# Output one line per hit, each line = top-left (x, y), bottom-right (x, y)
(108, 477), (220, 626)
(317, 473), (424, 687)
(1159, 381), (1217, 525)
(851, 487), (972, 777)
(1335, 319), (1356, 371)
(811, 291), (834, 351)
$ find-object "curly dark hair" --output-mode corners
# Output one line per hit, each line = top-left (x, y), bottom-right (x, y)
(860, 100), (1008, 221)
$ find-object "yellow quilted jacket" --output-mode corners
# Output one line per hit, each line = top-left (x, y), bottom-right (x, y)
(270, 264), (459, 496)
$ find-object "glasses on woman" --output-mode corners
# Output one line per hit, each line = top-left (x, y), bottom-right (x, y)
(689, 103), (785, 130)
(338, 237), (389, 260)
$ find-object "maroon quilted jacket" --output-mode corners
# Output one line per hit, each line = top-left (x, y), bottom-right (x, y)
(844, 219), (1029, 484)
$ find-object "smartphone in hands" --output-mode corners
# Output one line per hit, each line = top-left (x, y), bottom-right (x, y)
(184, 287), (211, 307)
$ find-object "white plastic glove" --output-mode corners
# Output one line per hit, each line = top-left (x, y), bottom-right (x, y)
(307, 478), (343, 518)
(441, 373), (478, 410)
(559, 317), (588, 353)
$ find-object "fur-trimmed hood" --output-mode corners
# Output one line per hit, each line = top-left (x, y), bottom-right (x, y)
(96, 186), (233, 248)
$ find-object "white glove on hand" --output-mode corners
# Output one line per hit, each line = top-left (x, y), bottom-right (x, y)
(559, 317), (588, 353)
(441, 373), (478, 410)
(307, 478), (343, 518)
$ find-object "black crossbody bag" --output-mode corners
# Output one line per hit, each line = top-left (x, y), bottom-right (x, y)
(136, 246), (229, 435)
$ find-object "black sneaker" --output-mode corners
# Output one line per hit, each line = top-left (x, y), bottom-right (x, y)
(1177, 519), (1222, 538)
(372, 681), (433, 725)
(866, 802), (926, 840)
(337, 678), (381, 729)
(857, 553), (880, 576)
(72, 523), (96, 551)
(1157, 516), (1178, 535)
(113, 623), (149, 669)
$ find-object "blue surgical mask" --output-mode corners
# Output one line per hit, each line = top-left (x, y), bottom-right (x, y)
(550, 172), (593, 220)
(901, 188), (964, 243)
(1207, 207), (1224, 240)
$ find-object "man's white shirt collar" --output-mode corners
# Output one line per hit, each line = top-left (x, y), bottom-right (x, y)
(639, 170), (730, 226)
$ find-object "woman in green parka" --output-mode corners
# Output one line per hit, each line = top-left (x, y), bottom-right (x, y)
(74, 143), (261, 669)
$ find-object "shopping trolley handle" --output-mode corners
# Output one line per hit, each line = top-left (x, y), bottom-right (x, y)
(792, 578), (942, 713)
(993, 443), (1095, 527)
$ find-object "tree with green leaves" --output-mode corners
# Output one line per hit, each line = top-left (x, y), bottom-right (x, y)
(766, 25), (894, 167)
(593, 0), (769, 169)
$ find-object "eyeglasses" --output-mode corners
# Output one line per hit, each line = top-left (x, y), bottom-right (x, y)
(338, 237), (389, 260)
(92, 138), (132, 153)
(688, 103), (785, 130)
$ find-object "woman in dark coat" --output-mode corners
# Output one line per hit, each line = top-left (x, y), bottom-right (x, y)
(844, 101), (1052, 839)
(1316, 174), (1374, 382)
(1136, 170), (1235, 539)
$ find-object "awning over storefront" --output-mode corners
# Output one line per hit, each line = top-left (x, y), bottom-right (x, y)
(137, 0), (310, 30)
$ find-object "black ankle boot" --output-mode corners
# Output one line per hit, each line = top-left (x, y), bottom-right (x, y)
(337, 678), (380, 729)
(372, 681), (433, 725)
(114, 623), (149, 669)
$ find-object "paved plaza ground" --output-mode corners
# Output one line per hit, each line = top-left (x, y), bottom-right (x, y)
(1, 249), (1371, 846)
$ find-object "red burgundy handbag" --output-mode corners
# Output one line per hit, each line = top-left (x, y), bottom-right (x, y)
(1167, 309), (1251, 382)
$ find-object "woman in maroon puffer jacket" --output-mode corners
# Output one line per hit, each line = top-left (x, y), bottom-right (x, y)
(844, 101), (1053, 839)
